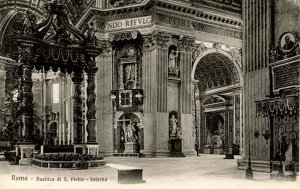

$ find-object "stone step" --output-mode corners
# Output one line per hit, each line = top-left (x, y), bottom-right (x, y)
(112, 153), (140, 158)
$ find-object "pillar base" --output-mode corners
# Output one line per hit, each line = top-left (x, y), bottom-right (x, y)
(155, 150), (170, 157)
(86, 144), (99, 155)
(182, 149), (197, 157)
(19, 144), (35, 166)
(73, 144), (85, 154)
(140, 150), (154, 157)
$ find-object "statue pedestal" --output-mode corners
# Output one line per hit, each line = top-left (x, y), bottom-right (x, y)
(86, 144), (99, 155)
(124, 142), (137, 153)
(19, 144), (35, 165)
(169, 138), (182, 153)
(168, 138), (184, 157)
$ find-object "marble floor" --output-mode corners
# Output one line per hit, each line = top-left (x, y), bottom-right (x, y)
(0, 154), (298, 189)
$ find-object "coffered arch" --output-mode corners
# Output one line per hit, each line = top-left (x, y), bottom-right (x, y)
(192, 48), (243, 92)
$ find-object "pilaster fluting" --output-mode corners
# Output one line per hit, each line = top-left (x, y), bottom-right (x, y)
(72, 70), (84, 144)
(141, 34), (158, 155)
(178, 36), (196, 155)
(97, 40), (113, 154)
(154, 32), (170, 113)
(154, 32), (170, 154)
(243, 0), (272, 160)
(85, 65), (98, 143)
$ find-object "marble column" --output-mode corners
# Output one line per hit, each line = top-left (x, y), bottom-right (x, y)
(179, 36), (196, 156)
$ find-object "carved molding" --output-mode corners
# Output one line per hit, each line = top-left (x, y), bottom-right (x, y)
(192, 42), (206, 62)
(109, 31), (139, 42)
(109, 0), (145, 8)
(78, 0), (242, 32)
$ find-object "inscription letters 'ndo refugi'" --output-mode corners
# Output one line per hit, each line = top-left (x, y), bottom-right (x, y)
(5, 1), (101, 164)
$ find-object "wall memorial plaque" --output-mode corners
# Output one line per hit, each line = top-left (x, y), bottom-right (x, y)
(271, 56), (300, 92)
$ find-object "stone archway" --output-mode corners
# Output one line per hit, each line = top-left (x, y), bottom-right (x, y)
(192, 48), (243, 155)
(191, 48), (243, 84)
(113, 112), (144, 154)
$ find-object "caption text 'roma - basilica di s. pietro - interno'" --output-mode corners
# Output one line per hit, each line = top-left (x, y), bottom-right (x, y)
(0, 0), (299, 188)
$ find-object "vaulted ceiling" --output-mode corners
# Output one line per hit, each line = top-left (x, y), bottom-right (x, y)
(194, 52), (240, 92)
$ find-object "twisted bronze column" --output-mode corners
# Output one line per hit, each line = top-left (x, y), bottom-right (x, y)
(85, 65), (98, 143)
(72, 70), (84, 144)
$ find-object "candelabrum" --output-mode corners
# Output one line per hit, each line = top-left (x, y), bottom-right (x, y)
(277, 137), (285, 177)
(245, 139), (253, 179)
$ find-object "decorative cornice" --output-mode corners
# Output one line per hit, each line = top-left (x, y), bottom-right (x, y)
(76, 0), (242, 33)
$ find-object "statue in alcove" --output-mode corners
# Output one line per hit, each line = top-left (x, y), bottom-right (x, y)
(125, 64), (133, 81)
(169, 113), (182, 139)
(170, 114), (178, 137)
(125, 122), (138, 142)
(168, 46), (180, 76)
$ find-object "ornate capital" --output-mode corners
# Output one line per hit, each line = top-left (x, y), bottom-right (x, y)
(153, 31), (171, 49)
(178, 36), (195, 52)
(98, 40), (112, 56)
(143, 35), (156, 50)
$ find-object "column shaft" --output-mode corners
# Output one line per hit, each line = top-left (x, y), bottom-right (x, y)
(72, 71), (84, 144)
(85, 66), (98, 143)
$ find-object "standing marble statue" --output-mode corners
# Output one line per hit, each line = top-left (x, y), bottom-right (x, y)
(126, 123), (136, 142)
(168, 50), (179, 71)
(125, 64), (132, 81)
(169, 114), (178, 137)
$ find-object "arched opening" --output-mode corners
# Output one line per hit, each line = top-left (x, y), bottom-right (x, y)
(193, 51), (243, 155)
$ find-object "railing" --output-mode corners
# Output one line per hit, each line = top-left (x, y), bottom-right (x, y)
(32, 158), (106, 169)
